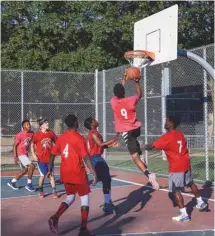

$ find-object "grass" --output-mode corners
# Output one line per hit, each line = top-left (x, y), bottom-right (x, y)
(106, 155), (214, 183)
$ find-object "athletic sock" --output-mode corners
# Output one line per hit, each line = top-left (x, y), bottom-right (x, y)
(27, 179), (32, 184)
(81, 207), (89, 229)
(11, 178), (17, 183)
(180, 207), (188, 215)
(196, 196), (204, 205)
(144, 170), (150, 178)
(104, 193), (111, 204)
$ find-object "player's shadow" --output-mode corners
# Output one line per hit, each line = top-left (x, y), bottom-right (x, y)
(60, 186), (152, 235)
(111, 186), (153, 214)
(186, 181), (212, 219)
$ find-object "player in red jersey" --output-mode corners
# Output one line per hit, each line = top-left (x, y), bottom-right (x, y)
(84, 117), (119, 214)
(31, 118), (58, 198)
(47, 114), (97, 236)
(7, 120), (36, 192)
(110, 73), (159, 190)
(144, 117), (208, 222)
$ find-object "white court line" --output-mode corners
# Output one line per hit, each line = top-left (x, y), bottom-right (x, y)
(112, 177), (215, 202)
(96, 229), (214, 236)
(1, 184), (132, 200)
(2, 175), (214, 202)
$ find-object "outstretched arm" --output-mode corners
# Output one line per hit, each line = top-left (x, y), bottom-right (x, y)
(92, 133), (119, 149)
(144, 144), (154, 150)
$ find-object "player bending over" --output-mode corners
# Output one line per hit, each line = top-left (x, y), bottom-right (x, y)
(48, 114), (97, 236)
(31, 118), (58, 198)
(7, 120), (36, 192)
(110, 72), (159, 190)
(84, 117), (119, 214)
(144, 117), (207, 222)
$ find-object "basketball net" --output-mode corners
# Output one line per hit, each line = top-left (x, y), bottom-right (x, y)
(124, 50), (155, 69)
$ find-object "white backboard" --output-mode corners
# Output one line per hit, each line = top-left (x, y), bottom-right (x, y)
(134, 4), (178, 66)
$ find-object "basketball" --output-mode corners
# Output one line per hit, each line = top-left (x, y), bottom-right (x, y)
(125, 67), (141, 81)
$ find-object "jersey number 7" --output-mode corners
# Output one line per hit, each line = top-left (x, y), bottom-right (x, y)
(177, 141), (182, 153)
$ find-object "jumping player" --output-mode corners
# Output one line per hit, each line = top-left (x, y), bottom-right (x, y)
(31, 118), (58, 198)
(7, 120), (36, 192)
(144, 117), (208, 222)
(48, 114), (97, 236)
(84, 117), (119, 214)
(110, 72), (159, 190)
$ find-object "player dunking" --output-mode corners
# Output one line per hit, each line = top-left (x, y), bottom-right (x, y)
(84, 117), (119, 214)
(7, 120), (36, 192)
(31, 118), (58, 198)
(110, 72), (159, 190)
(48, 114), (97, 236)
(144, 117), (207, 222)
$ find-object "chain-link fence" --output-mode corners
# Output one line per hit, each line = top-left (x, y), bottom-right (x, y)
(1, 44), (214, 183)
(103, 44), (214, 183)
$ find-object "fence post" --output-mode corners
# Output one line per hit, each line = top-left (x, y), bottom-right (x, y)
(203, 48), (209, 181)
(95, 69), (99, 121)
(143, 67), (148, 164)
(21, 71), (24, 126)
(161, 67), (171, 160)
(103, 70), (107, 160)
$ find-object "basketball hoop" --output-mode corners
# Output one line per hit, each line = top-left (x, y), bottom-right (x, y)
(124, 50), (155, 69)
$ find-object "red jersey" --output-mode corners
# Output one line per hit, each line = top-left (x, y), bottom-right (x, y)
(14, 130), (34, 156)
(88, 129), (103, 156)
(153, 130), (190, 172)
(110, 95), (142, 132)
(51, 129), (89, 184)
(32, 130), (58, 163)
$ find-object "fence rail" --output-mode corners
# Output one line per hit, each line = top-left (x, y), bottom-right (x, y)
(1, 44), (214, 182)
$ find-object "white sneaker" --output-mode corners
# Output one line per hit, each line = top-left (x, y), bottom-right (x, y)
(172, 213), (190, 222)
(196, 202), (208, 210)
(148, 173), (159, 190)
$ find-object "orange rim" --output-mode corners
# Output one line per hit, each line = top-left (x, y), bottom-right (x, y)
(124, 50), (155, 61)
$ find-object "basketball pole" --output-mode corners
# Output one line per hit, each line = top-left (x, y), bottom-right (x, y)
(94, 69), (99, 122)
(178, 49), (215, 181)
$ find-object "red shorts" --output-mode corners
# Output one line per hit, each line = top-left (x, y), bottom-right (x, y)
(64, 181), (90, 197)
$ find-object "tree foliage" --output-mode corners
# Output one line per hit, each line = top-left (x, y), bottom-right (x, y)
(1, 1), (214, 72)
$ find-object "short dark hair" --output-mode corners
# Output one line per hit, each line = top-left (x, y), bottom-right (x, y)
(64, 114), (77, 128)
(167, 116), (180, 128)
(21, 119), (30, 127)
(84, 117), (94, 130)
(113, 83), (125, 98)
(37, 118), (48, 126)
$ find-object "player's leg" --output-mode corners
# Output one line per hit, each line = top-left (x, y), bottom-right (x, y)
(94, 161), (115, 214)
(185, 170), (207, 210)
(48, 183), (76, 234)
(17, 155), (36, 192)
(37, 162), (46, 197)
(48, 166), (58, 199)
(7, 155), (35, 191)
(7, 162), (28, 190)
(78, 182), (94, 236)
(169, 173), (190, 222)
(124, 128), (159, 190)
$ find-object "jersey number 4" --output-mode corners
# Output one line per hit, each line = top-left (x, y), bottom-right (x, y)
(177, 141), (182, 153)
(63, 144), (69, 158)
(121, 108), (128, 119)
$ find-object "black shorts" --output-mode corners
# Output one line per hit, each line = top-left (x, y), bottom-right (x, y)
(121, 127), (142, 155)
(94, 161), (111, 182)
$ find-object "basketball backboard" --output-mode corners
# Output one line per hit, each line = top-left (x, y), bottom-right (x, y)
(134, 4), (178, 66)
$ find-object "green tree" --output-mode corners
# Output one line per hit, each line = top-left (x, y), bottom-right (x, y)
(1, 1), (214, 72)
